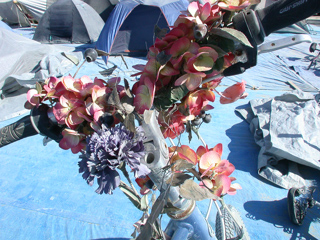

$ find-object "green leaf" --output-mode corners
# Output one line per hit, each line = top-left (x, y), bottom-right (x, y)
(156, 51), (172, 66)
(207, 34), (235, 53)
(124, 112), (136, 133)
(124, 78), (133, 98)
(61, 52), (80, 65)
(179, 179), (220, 201)
(36, 82), (42, 93)
(119, 181), (142, 210)
(140, 194), (149, 211)
(173, 159), (195, 172)
(136, 186), (170, 240)
(96, 48), (109, 56)
(166, 172), (192, 187)
(193, 56), (214, 72)
(107, 88), (124, 111)
(162, 202), (181, 214)
(153, 84), (189, 110)
(210, 27), (252, 48)
(210, 56), (225, 73)
(203, 44), (227, 57)
(154, 25), (168, 39)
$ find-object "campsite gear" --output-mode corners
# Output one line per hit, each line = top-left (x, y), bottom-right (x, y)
(287, 187), (319, 225)
(84, 48), (98, 63)
(0, 0), (30, 26)
(17, 0), (55, 23)
(236, 90), (320, 189)
(0, 1), (319, 239)
(95, 0), (189, 62)
(83, 0), (116, 22)
(33, 0), (104, 44)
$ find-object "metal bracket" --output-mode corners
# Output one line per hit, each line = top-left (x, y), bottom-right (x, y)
(258, 34), (313, 54)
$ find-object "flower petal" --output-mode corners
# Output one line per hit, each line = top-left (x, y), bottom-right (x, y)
(199, 151), (221, 173)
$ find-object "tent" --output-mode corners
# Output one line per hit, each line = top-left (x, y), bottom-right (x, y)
(18, 0), (57, 23)
(17, 0), (115, 24)
(83, 0), (118, 22)
(0, 0), (30, 26)
(96, 0), (189, 61)
(33, 0), (104, 44)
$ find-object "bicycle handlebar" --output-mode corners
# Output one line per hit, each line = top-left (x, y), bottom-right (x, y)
(257, 0), (320, 38)
(0, 105), (62, 148)
(233, 0), (320, 46)
(0, 115), (37, 147)
(225, 0), (320, 76)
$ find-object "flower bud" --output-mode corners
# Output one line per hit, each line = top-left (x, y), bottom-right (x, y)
(203, 114), (212, 123)
(194, 24), (208, 40)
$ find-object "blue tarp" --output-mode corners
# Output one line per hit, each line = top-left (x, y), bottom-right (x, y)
(0, 22), (320, 240)
(0, 20), (13, 32)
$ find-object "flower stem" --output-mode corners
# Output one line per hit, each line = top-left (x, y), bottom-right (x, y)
(119, 162), (139, 196)
(191, 126), (206, 147)
(73, 60), (87, 79)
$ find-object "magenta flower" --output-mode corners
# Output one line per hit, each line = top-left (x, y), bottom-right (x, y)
(59, 128), (86, 154)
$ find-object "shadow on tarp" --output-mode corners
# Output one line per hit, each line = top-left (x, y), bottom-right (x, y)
(244, 198), (320, 240)
(92, 238), (130, 240)
(225, 120), (258, 173)
(225, 119), (288, 189)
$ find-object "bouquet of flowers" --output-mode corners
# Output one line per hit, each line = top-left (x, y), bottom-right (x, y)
(25, 0), (257, 237)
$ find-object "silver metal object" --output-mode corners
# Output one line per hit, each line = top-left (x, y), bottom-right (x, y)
(257, 34), (312, 54)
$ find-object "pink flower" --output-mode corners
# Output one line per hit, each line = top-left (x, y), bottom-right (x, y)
(200, 175), (231, 197)
(180, 88), (215, 117)
(198, 148), (235, 178)
(168, 145), (198, 165)
(52, 92), (84, 127)
(59, 128), (86, 154)
(219, 80), (248, 104)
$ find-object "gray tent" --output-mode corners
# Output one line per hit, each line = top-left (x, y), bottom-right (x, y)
(33, 0), (104, 44)
(0, 0), (30, 26)
(83, 0), (117, 22)
(18, 0), (57, 23)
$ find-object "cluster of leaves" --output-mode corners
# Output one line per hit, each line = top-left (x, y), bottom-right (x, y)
(130, 0), (253, 140)
(168, 143), (241, 200)
(25, 75), (137, 153)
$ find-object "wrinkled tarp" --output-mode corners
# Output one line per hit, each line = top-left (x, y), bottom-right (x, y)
(0, 28), (82, 121)
(223, 24), (320, 92)
(236, 90), (320, 189)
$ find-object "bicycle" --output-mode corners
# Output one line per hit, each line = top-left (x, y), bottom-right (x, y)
(1, 0), (320, 239)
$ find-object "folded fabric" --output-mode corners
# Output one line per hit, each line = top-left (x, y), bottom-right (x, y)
(0, 28), (84, 121)
(236, 90), (320, 189)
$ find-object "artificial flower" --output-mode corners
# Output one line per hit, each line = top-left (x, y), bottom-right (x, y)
(78, 124), (149, 194)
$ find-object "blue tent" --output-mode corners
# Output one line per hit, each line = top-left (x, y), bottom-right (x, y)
(96, 0), (189, 62)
